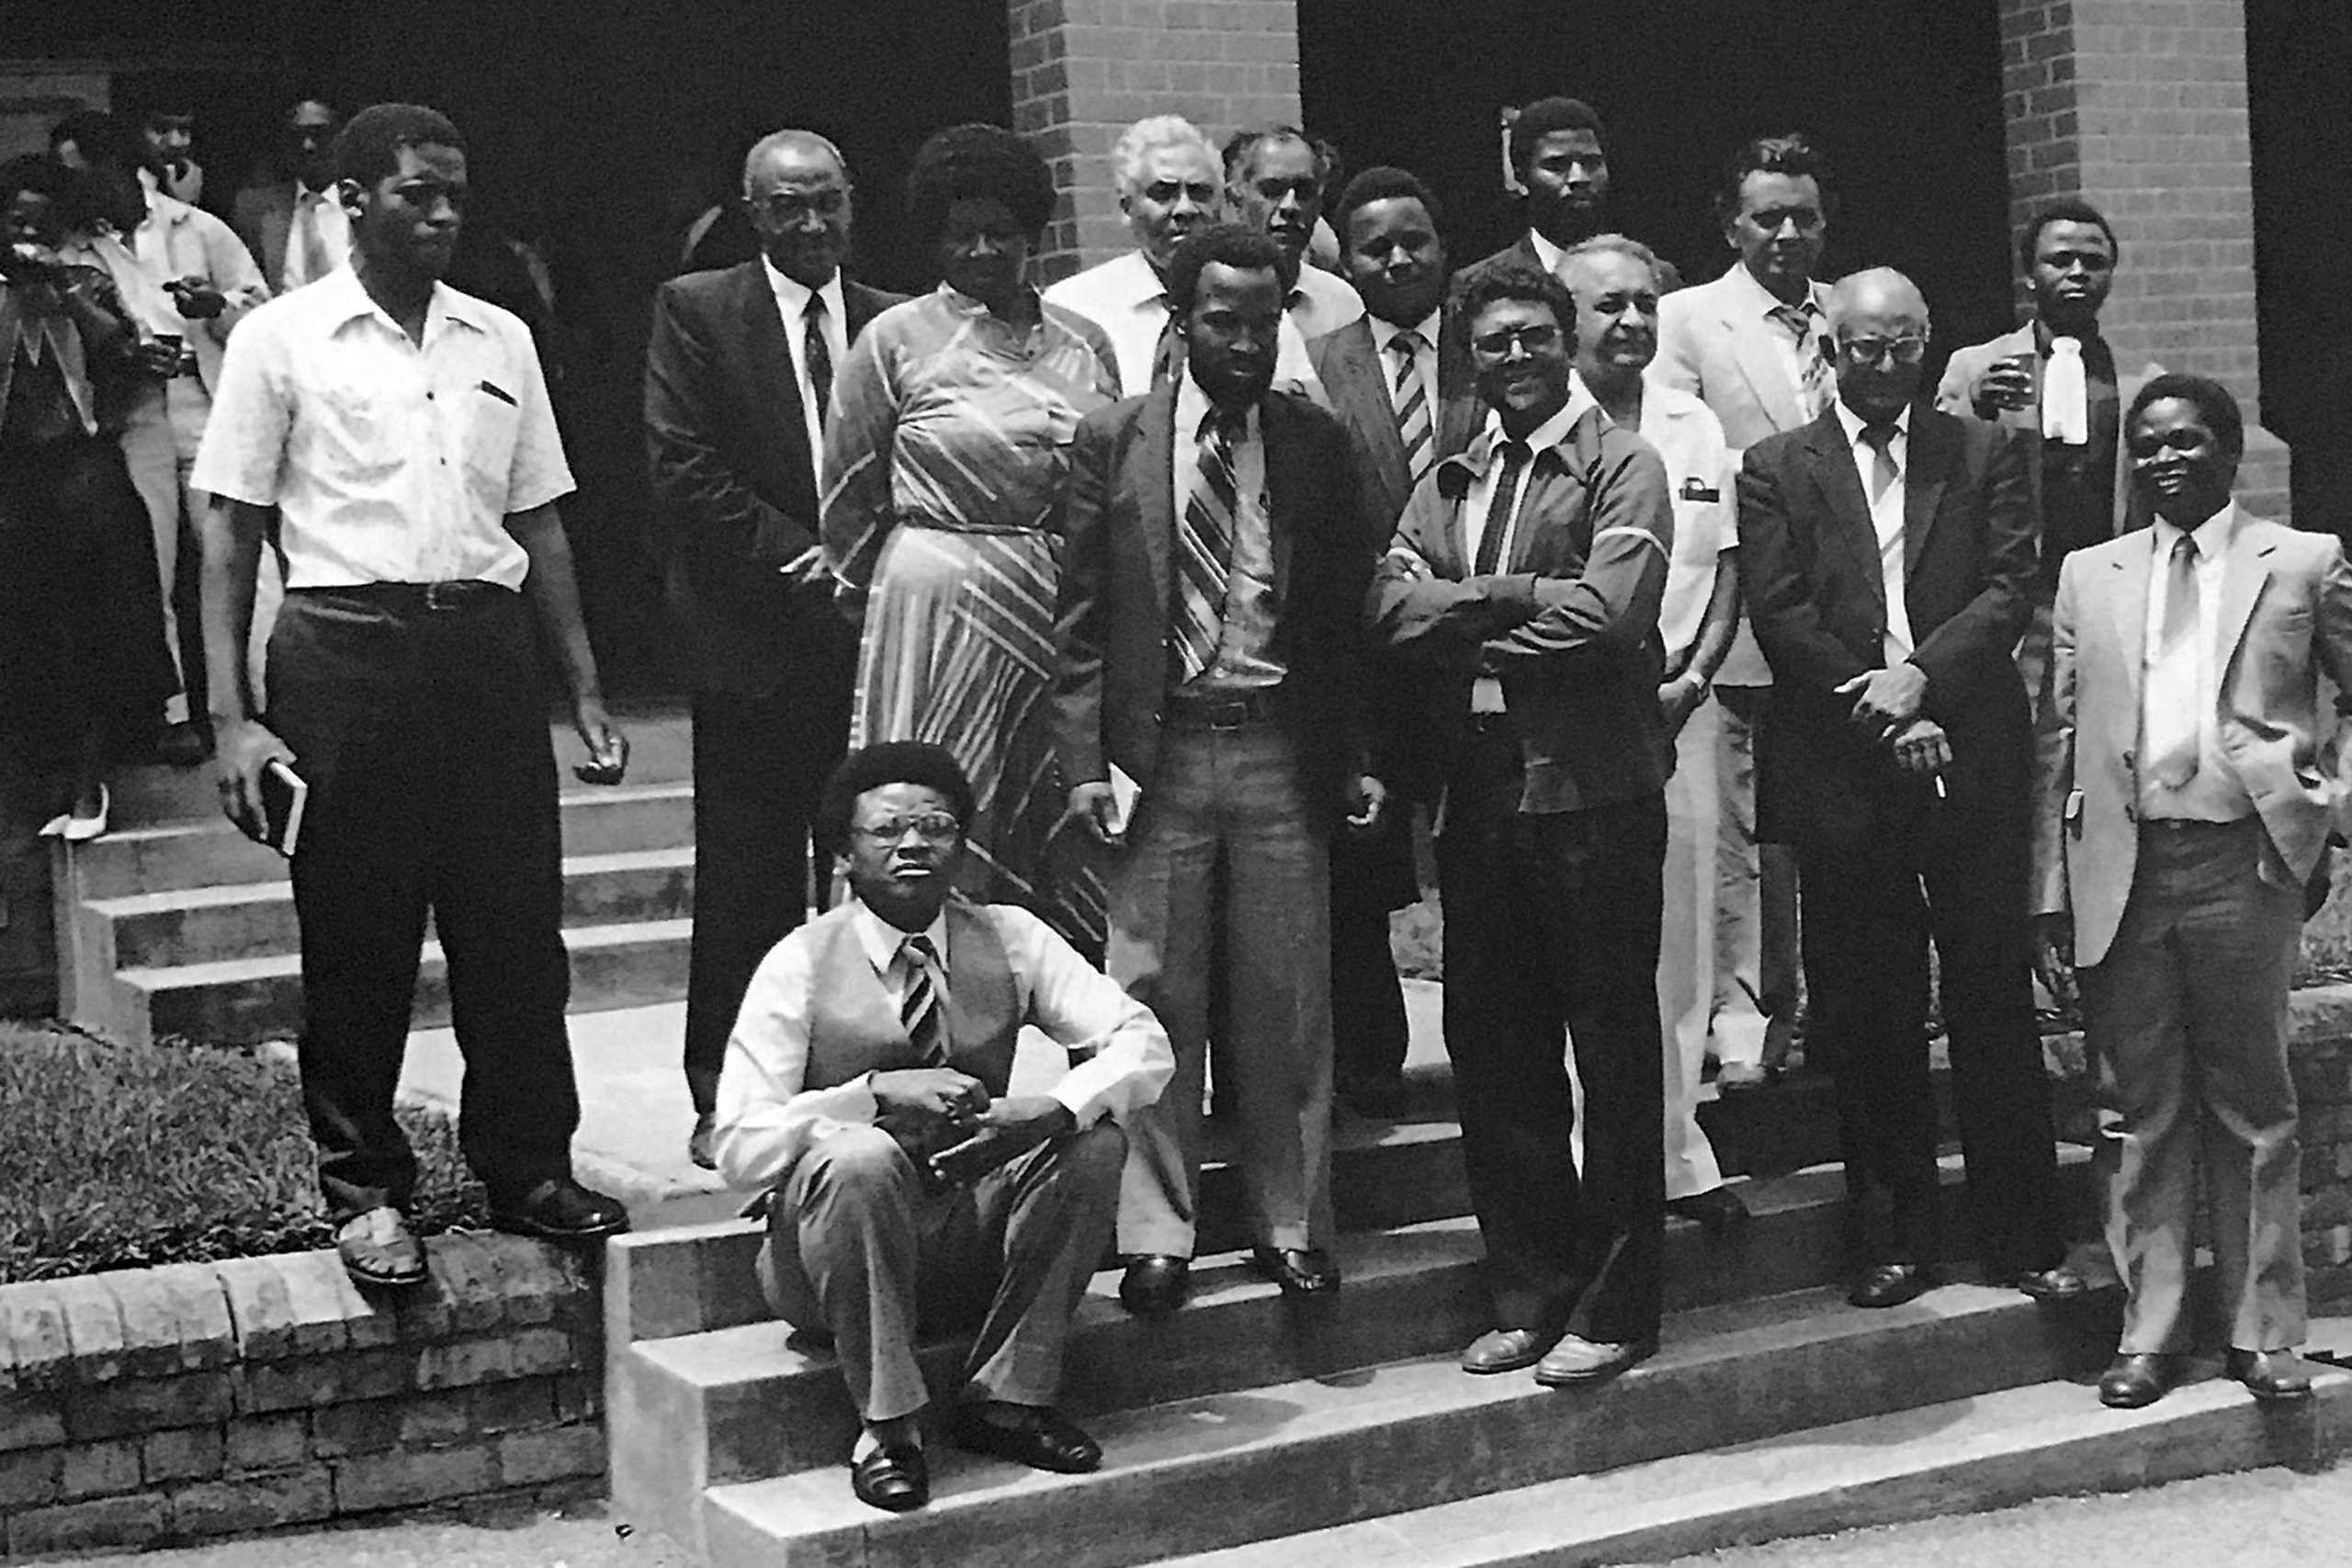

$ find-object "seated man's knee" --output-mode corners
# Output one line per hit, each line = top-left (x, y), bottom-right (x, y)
(801, 1124), (916, 1201)
(1059, 1119), (1127, 1192)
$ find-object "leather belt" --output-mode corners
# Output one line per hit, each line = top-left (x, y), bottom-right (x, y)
(1165, 686), (1280, 730)
(299, 580), (510, 612)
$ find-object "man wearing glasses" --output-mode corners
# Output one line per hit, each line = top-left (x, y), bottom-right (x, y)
(1735, 267), (2084, 1312)
(712, 742), (1172, 1512)
(645, 127), (903, 1169)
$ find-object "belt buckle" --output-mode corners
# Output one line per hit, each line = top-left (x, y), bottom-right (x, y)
(422, 581), (466, 611)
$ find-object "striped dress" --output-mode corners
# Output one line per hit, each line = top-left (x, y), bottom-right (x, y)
(820, 286), (1120, 946)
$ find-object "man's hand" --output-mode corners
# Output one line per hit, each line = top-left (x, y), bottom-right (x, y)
(1968, 353), (2036, 418)
(1888, 716), (1951, 777)
(213, 718), (298, 843)
(1067, 782), (1123, 846)
(871, 1067), (990, 1126)
(571, 702), (629, 785)
(166, 276), (228, 321)
(133, 338), (183, 378)
(1658, 672), (1707, 738)
(928, 1095), (1076, 1189)
(1838, 661), (1928, 740)
(2032, 912), (2078, 1015)
(1343, 773), (1388, 836)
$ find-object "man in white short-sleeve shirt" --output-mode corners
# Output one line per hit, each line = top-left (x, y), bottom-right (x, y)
(192, 103), (630, 1292)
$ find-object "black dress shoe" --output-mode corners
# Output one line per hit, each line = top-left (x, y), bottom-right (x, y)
(2011, 1264), (2090, 1301)
(850, 1443), (928, 1512)
(1119, 1255), (1190, 1315)
(2098, 1352), (2178, 1409)
(1849, 1262), (1939, 1309)
(490, 1177), (629, 1240)
(1249, 1245), (1340, 1294)
(2227, 1348), (2314, 1402)
(1667, 1187), (1751, 1236)
(953, 1404), (1102, 1473)
(687, 1113), (718, 1171)
(1460, 1327), (1558, 1374)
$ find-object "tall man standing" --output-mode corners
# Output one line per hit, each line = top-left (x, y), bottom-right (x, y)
(232, 97), (351, 293)
(194, 104), (632, 1289)
(1370, 261), (1674, 1385)
(1737, 268), (2081, 1310)
(645, 129), (903, 1168)
(2037, 376), (2346, 1409)
(1058, 224), (1385, 1315)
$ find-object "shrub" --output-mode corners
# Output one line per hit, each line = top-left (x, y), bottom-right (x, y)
(0, 1023), (487, 1283)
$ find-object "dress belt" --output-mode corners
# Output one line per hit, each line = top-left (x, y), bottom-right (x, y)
(292, 580), (511, 612)
(899, 515), (1047, 536)
(1165, 686), (1281, 729)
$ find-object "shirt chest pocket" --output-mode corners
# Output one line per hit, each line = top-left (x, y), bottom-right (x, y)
(1668, 496), (1723, 569)
(455, 378), (523, 503)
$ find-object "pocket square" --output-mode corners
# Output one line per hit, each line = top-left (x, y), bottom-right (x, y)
(476, 379), (517, 407)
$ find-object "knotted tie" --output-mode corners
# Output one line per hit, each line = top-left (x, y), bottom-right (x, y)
(1175, 408), (1241, 682)
(1388, 328), (1432, 482)
(2042, 335), (2089, 446)
(1149, 310), (1185, 390)
(803, 292), (833, 432)
(2150, 535), (2202, 789)
(899, 933), (948, 1066)
(1770, 301), (1835, 421)
(294, 190), (333, 288)
(1860, 422), (1901, 505)
(1475, 440), (1532, 574)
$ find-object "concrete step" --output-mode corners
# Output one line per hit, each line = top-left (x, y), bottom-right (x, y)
(93, 845), (695, 969)
(122, 914), (692, 1045)
(693, 1280), (2119, 1568)
(1158, 1324), (2352, 1568)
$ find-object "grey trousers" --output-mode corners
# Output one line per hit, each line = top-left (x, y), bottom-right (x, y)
(759, 1120), (1126, 1422)
(2082, 817), (2307, 1354)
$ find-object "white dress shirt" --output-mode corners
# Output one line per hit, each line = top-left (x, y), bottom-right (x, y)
(1173, 370), (1282, 691)
(1526, 229), (1571, 279)
(1832, 399), (1917, 663)
(763, 258), (847, 480)
(2140, 502), (2252, 822)
(1041, 248), (1323, 400)
(281, 183), (352, 291)
(712, 897), (1175, 1193)
(191, 266), (571, 590)
(1286, 263), (1364, 343)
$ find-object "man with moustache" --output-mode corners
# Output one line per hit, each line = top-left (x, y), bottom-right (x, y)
(1737, 267), (2082, 1311)
(1370, 261), (1674, 1385)
(233, 98), (351, 292)
(1058, 224), (1385, 1315)
(1042, 116), (1224, 396)
(1562, 233), (1747, 1234)
(646, 129), (904, 1168)
(194, 104), (632, 1287)
(1224, 125), (1363, 344)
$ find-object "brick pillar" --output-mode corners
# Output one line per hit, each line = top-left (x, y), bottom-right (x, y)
(1008, 0), (1301, 284)
(1997, 0), (2288, 514)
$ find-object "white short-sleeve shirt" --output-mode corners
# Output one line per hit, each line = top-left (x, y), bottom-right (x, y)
(191, 265), (572, 591)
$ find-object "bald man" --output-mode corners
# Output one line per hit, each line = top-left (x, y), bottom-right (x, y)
(645, 129), (907, 1167)
(1736, 269), (2082, 1311)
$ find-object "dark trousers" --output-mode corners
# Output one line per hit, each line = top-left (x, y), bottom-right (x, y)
(1330, 816), (1415, 1100)
(683, 682), (851, 1113)
(1798, 786), (2066, 1277)
(1436, 724), (1666, 1344)
(267, 588), (576, 1221)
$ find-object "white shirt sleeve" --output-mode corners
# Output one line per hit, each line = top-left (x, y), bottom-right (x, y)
(189, 307), (292, 507)
(709, 931), (883, 1192)
(499, 318), (574, 515)
(992, 908), (1175, 1129)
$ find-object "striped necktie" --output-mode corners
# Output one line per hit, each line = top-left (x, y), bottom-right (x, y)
(1475, 440), (1532, 575)
(899, 933), (948, 1066)
(1388, 328), (1432, 481)
(1174, 407), (1240, 682)
(1770, 301), (1835, 421)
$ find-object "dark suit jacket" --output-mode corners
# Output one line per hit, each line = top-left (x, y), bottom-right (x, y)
(1453, 231), (1685, 299)
(1736, 403), (2035, 851)
(643, 261), (902, 695)
(1055, 383), (1374, 827)
(1307, 314), (1481, 535)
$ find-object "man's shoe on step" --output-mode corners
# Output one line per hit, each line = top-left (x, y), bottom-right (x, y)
(1119, 1255), (1190, 1315)
(1849, 1262), (1939, 1308)
(1534, 1333), (1657, 1387)
(335, 1207), (428, 1289)
(490, 1178), (629, 1240)
(2098, 1352), (2177, 1409)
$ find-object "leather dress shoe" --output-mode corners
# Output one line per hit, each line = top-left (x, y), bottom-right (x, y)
(2227, 1348), (2314, 1402)
(1534, 1333), (1658, 1387)
(687, 1113), (718, 1171)
(849, 1442), (928, 1512)
(953, 1404), (1102, 1473)
(2011, 1264), (2090, 1301)
(1460, 1327), (1558, 1375)
(490, 1177), (629, 1240)
(335, 1206), (428, 1289)
(1667, 1186), (1751, 1236)
(1119, 1255), (1190, 1315)
(2098, 1352), (2178, 1409)
(1849, 1262), (1939, 1309)
(1249, 1245), (1340, 1294)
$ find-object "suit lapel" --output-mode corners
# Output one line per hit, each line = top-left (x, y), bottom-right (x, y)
(1901, 407), (1952, 579)
(1803, 412), (1885, 616)
(737, 265), (810, 472)
(1728, 300), (1805, 434)
(1136, 383), (1178, 624)
(2214, 515), (2276, 673)
(1333, 322), (1409, 512)
(2105, 537), (2152, 716)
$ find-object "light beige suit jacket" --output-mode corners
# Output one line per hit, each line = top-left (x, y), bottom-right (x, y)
(2037, 510), (2352, 966)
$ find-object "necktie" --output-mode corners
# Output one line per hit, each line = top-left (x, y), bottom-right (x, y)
(295, 190), (332, 288)
(2042, 335), (2089, 446)
(899, 933), (948, 1066)
(1175, 408), (1240, 682)
(1388, 329), (1433, 482)
(2151, 534), (2202, 789)
(1860, 423), (1901, 505)
(1770, 302), (1834, 421)
(1149, 309), (1184, 390)
(1475, 440), (1532, 575)
(803, 293), (833, 432)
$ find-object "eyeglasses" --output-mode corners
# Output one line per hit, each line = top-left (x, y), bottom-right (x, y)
(1836, 335), (1928, 367)
(852, 812), (963, 846)
(747, 188), (847, 224)
(1470, 322), (1563, 357)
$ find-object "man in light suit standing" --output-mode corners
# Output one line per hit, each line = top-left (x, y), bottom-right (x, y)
(2036, 375), (2347, 1409)
(232, 98), (350, 293)
(1655, 132), (1834, 1086)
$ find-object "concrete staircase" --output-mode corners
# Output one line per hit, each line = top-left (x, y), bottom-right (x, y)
(51, 705), (697, 1049)
(600, 1066), (2351, 1568)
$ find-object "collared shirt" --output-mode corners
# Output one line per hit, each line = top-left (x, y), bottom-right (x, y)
(1379, 308), (1443, 430)
(762, 257), (847, 480)
(1832, 398), (1917, 663)
(1459, 386), (1597, 713)
(712, 897), (1175, 1193)
(1173, 368), (1283, 691)
(1589, 371), (1737, 662)
(1040, 248), (1323, 400)
(1526, 229), (1571, 279)
(281, 183), (353, 291)
(77, 194), (268, 397)
(2141, 502), (2252, 822)
(1724, 261), (1827, 411)
(191, 265), (571, 591)
(1286, 263), (1364, 343)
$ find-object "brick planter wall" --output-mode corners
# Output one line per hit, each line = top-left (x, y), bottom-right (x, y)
(0, 1234), (602, 1558)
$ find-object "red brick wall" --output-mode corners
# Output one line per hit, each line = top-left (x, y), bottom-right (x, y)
(1009, 0), (1303, 280)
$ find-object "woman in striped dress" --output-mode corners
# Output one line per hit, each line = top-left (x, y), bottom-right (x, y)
(821, 126), (1119, 947)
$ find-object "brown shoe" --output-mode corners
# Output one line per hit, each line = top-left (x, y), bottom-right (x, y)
(335, 1206), (427, 1289)
(1460, 1327), (1557, 1375)
(1533, 1333), (1657, 1387)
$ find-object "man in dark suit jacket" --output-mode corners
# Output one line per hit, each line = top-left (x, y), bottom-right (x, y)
(1736, 267), (2083, 1311)
(645, 128), (904, 1167)
(1307, 164), (1478, 1117)
(1453, 97), (1681, 299)
(1369, 259), (1675, 1388)
(1058, 224), (1387, 1315)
